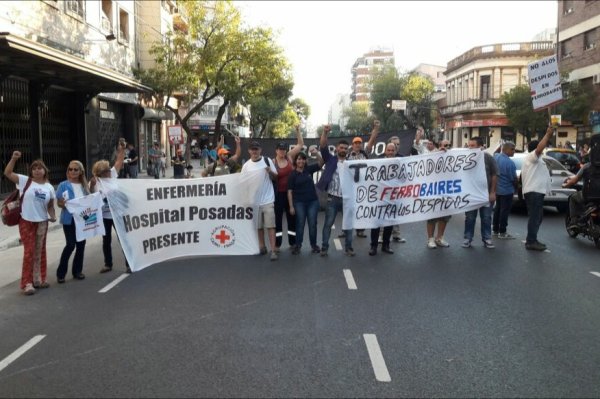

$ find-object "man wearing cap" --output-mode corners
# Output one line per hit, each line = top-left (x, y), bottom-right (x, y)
(241, 140), (279, 261)
(202, 135), (241, 177)
(172, 149), (187, 179)
(340, 120), (381, 239)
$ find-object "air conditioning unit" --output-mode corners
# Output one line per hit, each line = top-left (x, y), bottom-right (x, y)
(593, 74), (600, 85)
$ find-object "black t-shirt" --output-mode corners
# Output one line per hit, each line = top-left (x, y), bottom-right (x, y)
(128, 148), (138, 165)
(287, 163), (321, 202)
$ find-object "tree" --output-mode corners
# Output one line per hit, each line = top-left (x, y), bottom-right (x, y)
(556, 79), (593, 124)
(134, 1), (249, 161)
(268, 104), (301, 138)
(401, 73), (435, 129)
(247, 77), (294, 137)
(498, 84), (548, 141)
(344, 102), (375, 134)
(369, 66), (402, 126)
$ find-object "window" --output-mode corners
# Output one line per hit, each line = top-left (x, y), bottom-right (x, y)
(561, 39), (573, 58)
(480, 75), (491, 99)
(65, 0), (84, 19)
(563, 0), (574, 14)
(118, 8), (129, 43)
(101, 0), (113, 32)
(585, 29), (597, 50)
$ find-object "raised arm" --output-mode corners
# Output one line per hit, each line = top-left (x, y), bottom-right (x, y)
(535, 125), (554, 156)
(3, 150), (21, 184)
(288, 125), (305, 161)
(320, 125), (330, 149)
(365, 120), (380, 154)
(113, 140), (126, 172)
(230, 135), (242, 162)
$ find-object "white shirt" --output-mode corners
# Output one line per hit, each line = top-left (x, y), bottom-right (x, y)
(521, 152), (551, 195)
(241, 156), (277, 205)
(95, 167), (119, 219)
(17, 174), (55, 222)
(65, 192), (106, 242)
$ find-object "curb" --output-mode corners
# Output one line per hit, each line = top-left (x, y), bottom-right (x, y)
(0, 223), (62, 251)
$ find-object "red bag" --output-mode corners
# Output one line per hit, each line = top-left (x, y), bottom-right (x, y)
(1, 178), (32, 226)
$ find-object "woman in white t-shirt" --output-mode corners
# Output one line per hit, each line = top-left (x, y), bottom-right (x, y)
(56, 160), (90, 283)
(89, 139), (130, 273)
(3, 151), (57, 296)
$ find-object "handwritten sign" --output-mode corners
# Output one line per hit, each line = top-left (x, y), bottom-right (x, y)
(528, 54), (563, 111)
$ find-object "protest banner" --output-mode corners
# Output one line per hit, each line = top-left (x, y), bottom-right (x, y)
(106, 170), (263, 272)
(65, 192), (105, 242)
(528, 54), (563, 111)
(340, 149), (490, 229)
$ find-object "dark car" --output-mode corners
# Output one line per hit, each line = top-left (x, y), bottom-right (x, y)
(543, 148), (583, 174)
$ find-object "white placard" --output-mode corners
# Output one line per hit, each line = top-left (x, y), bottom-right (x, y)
(391, 100), (407, 111)
(528, 54), (563, 111)
(340, 150), (490, 229)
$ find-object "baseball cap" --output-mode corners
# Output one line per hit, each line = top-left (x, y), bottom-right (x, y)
(352, 137), (363, 144)
(276, 142), (287, 150)
(218, 148), (230, 156)
(249, 141), (261, 149)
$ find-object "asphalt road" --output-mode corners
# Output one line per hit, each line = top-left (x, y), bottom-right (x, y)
(1, 207), (599, 398)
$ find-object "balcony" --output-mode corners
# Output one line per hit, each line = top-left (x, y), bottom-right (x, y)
(172, 12), (189, 33)
(439, 99), (499, 116)
(445, 41), (554, 74)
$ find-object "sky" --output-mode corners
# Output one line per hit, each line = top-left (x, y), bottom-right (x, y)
(236, 1), (558, 131)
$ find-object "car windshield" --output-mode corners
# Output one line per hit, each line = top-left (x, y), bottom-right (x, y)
(543, 156), (568, 172)
(546, 151), (580, 164)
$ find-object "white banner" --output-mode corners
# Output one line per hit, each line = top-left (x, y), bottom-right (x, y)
(340, 150), (490, 229)
(528, 54), (563, 111)
(106, 171), (263, 272)
(65, 192), (105, 242)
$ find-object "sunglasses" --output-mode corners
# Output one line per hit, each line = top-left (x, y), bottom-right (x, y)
(68, 168), (80, 172)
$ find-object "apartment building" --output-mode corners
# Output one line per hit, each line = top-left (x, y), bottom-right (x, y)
(440, 41), (554, 150)
(558, 0), (600, 142)
(328, 93), (351, 133)
(351, 48), (395, 103)
(0, 0), (148, 194)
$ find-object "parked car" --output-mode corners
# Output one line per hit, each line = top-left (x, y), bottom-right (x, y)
(543, 147), (583, 174)
(511, 153), (580, 212)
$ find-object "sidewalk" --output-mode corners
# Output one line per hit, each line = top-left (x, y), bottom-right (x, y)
(0, 159), (205, 288)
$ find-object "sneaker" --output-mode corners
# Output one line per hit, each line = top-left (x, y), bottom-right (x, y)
(369, 246), (377, 256)
(23, 283), (35, 296)
(320, 248), (328, 257)
(338, 232), (346, 238)
(427, 238), (437, 249)
(291, 246), (300, 255)
(393, 236), (407, 243)
(461, 239), (472, 248)
(435, 238), (450, 248)
(356, 230), (367, 238)
(33, 281), (50, 289)
(311, 245), (320, 253)
(497, 233), (515, 240)
(492, 231), (499, 237)
(259, 247), (268, 255)
(483, 239), (495, 249)
(525, 241), (547, 251)
(100, 266), (112, 273)
(274, 247), (281, 253)
(270, 251), (278, 261)
(345, 247), (355, 257)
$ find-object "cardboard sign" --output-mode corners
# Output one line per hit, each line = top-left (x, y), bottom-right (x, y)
(528, 54), (563, 111)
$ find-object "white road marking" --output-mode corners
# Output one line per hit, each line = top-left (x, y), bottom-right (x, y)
(363, 334), (391, 382)
(343, 269), (357, 290)
(98, 274), (130, 293)
(334, 238), (342, 251)
(590, 272), (600, 278)
(0, 335), (46, 373)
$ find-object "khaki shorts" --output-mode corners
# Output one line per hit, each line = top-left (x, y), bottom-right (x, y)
(257, 203), (275, 229)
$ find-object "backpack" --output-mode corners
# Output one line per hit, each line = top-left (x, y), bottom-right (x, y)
(582, 135), (600, 202)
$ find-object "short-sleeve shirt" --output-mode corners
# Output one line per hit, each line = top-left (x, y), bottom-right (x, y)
(17, 174), (55, 222)
(241, 156), (277, 205)
(287, 164), (321, 203)
(493, 152), (517, 195)
(275, 159), (294, 193)
(522, 152), (550, 195)
(483, 152), (498, 193)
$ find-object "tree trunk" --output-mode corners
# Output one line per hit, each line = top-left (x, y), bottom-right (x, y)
(214, 99), (230, 136)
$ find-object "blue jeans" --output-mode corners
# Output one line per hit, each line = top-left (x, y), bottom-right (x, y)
(57, 223), (86, 279)
(321, 195), (352, 251)
(524, 192), (545, 244)
(464, 203), (493, 242)
(493, 194), (513, 234)
(294, 199), (319, 249)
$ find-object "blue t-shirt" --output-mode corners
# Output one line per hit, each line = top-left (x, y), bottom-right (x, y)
(287, 163), (321, 203)
(494, 152), (517, 195)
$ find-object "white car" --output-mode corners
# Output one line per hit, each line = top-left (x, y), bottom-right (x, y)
(511, 152), (579, 212)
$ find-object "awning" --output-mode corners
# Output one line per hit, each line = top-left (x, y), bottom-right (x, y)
(0, 32), (151, 94)
(141, 107), (175, 120)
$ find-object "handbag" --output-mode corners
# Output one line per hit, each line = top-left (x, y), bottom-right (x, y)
(1, 178), (33, 226)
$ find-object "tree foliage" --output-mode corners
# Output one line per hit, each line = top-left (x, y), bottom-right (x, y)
(498, 84), (548, 141)
(344, 102), (375, 134)
(556, 80), (593, 124)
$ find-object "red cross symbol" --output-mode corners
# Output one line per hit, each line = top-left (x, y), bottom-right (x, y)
(214, 229), (231, 244)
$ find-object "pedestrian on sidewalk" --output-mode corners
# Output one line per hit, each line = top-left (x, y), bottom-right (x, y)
(89, 138), (131, 273)
(4, 151), (57, 295)
(55, 160), (90, 283)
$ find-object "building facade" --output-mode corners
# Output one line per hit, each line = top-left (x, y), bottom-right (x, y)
(328, 93), (351, 133)
(350, 48), (395, 103)
(0, 0), (149, 194)
(440, 41), (554, 150)
(558, 0), (600, 143)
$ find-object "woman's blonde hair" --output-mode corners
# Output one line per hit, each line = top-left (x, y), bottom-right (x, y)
(29, 159), (49, 182)
(92, 160), (111, 177)
(67, 160), (89, 194)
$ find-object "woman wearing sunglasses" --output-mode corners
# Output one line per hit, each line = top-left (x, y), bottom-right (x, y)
(55, 160), (90, 283)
